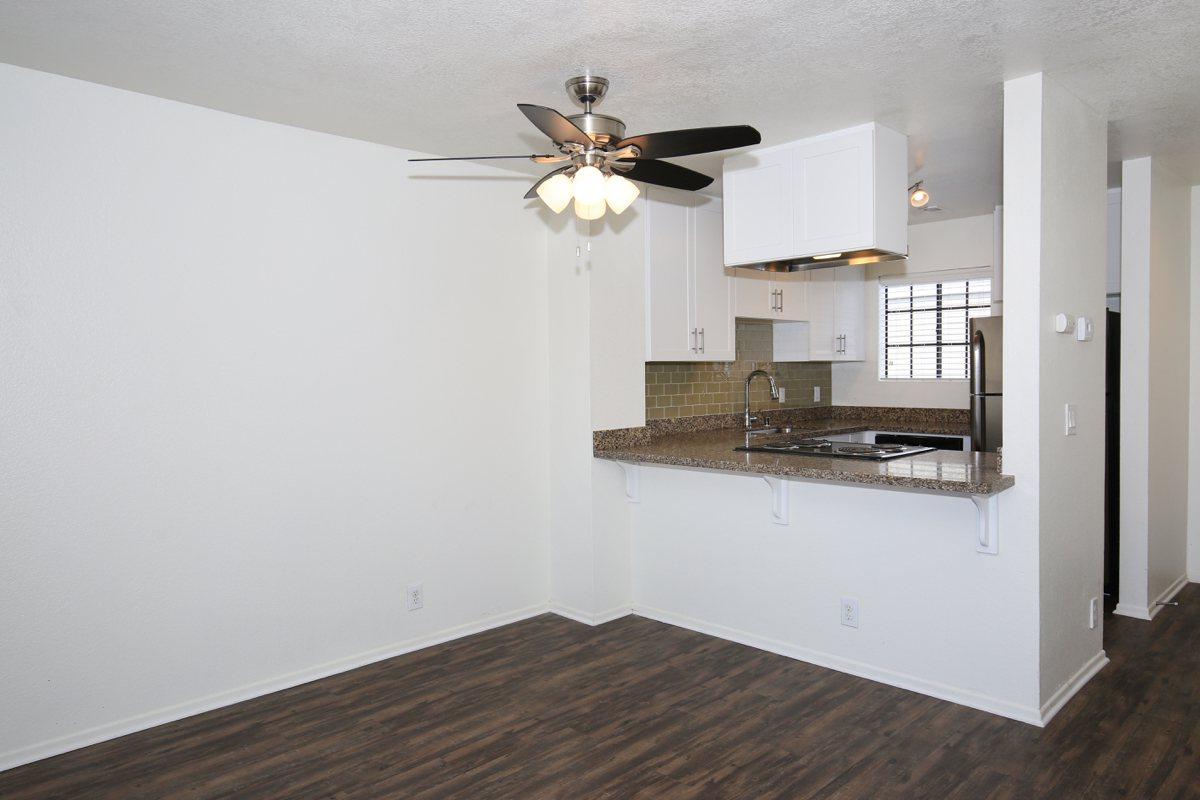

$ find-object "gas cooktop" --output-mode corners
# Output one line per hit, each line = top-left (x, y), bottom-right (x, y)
(735, 438), (935, 461)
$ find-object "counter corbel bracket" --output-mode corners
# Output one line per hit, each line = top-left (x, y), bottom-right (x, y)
(971, 494), (999, 554)
(616, 462), (640, 503)
(762, 476), (789, 525)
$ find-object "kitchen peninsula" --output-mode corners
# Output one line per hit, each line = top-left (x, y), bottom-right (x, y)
(586, 406), (1033, 722)
(594, 407), (1012, 496)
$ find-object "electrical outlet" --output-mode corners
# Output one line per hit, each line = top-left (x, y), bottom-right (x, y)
(1064, 404), (1077, 436)
(777, 387), (787, 403)
(406, 582), (424, 611)
(1089, 597), (1099, 629)
(813, 386), (821, 402)
(840, 597), (859, 628)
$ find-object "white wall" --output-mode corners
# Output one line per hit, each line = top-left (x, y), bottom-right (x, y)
(832, 214), (994, 409)
(1003, 73), (1108, 709)
(1117, 158), (1192, 617)
(1191, 186), (1200, 583)
(0, 64), (551, 768)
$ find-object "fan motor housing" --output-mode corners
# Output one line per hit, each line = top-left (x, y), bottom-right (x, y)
(567, 112), (626, 146)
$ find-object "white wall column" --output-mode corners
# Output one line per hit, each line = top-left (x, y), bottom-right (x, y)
(1116, 158), (1192, 618)
(546, 214), (637, 624)
(1003, 72), (1109, 715)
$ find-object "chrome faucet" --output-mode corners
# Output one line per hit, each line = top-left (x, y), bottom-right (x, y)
(744, 369), (780, 430)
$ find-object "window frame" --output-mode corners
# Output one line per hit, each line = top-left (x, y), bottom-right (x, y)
(877, 268), (993, 383)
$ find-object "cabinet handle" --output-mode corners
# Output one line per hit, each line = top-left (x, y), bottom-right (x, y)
(699, 327), (706, 353)
(691, 328), (698, 353)
(778, 290), (784, 315)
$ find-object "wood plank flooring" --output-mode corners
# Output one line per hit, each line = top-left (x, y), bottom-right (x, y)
(3, 584), (1197, 799)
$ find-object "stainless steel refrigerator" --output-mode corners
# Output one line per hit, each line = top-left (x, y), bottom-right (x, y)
(969, 316), (1003, 452)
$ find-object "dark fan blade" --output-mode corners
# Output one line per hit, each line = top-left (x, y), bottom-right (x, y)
(408, 154), (554, 161)
(517, 104), (593, 147)
(524, 165), (573, 200)
(618, 159), (713, 191)
(616, 125), (761, 159)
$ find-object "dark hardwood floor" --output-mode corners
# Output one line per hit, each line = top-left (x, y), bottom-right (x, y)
(3, 585), (1197, 799)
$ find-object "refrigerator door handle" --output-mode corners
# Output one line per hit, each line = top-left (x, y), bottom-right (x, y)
(971, 328), (985, 396)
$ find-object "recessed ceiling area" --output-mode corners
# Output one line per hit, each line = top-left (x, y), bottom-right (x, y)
(2, 0), (1197, 223)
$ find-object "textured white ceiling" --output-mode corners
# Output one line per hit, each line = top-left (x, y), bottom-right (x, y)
(2, 0), (1198, 222)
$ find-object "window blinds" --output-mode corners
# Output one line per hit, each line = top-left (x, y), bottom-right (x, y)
(880, 278), (992, 380)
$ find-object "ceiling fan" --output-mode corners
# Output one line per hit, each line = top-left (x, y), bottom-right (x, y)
(409, 75), (761, 220)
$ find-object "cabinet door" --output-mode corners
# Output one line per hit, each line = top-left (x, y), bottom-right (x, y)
(772, 272), (808, 322)
(644, 192), (696, 361)
(805, 268), (838, 360)
(692, 197), (735, 361)
(832, 265), (865, 361)
(723, 148), (793, 266)
(731, 268), (776, 319)
(791, 127), (874, 257)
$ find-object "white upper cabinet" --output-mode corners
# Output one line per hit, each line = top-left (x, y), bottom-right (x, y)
(731, 270), (808, 322)
(690, 197), (735, 360)
(792, 127), (875, 256)
(722, 147), (792, 266)
(804, 266), (865, 362)
(645, 189), (734, 362)
(723, 122), (908, 268)
(731, 268), (775, 319)
(645, 195), (695, 361)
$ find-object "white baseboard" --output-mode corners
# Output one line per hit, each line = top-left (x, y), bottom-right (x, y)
(0, 603), (551, 774)
(1038, 650), (1109, 726)
(631, 604), (1044, 726)
(1115, 573), (1190, 621)
(1112, 602), (1152, 620)
(549, 602), (632, 626)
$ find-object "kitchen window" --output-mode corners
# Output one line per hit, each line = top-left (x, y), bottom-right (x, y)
(879, 273), (992, 380)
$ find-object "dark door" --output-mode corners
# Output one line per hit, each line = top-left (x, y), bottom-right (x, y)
(1104, 310), (1120, 599)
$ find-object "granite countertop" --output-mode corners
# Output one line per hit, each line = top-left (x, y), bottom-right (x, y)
(593, 412), (1013, 496)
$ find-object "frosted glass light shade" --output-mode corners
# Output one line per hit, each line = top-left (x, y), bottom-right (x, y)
(536, 173), (572, 213)
(572, 165), (606, 204)
(574, 197), (606, 220)
(604, 174), (640, 214)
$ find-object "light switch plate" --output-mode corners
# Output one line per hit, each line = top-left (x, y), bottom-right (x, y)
(813, 386), (821, 402)
(1064, 404), (1077, 436)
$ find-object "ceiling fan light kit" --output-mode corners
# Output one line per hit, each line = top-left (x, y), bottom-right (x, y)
(536, 172), (573, 213)
(604, 173), (639, 214)
(409, 75), (761, 220)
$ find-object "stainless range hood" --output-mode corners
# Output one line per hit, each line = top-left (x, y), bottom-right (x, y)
(741, 248), (908, 273)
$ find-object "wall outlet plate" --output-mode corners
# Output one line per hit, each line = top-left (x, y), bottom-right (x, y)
(1089, 597), (1099, 629)
(813, 386), (821, 402)
(778, 387), (787, 403)
(406, 582), (424, 611)
(840, 597), (859, 628)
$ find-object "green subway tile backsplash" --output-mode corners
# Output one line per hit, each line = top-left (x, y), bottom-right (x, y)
(645, 320), (832, 419)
